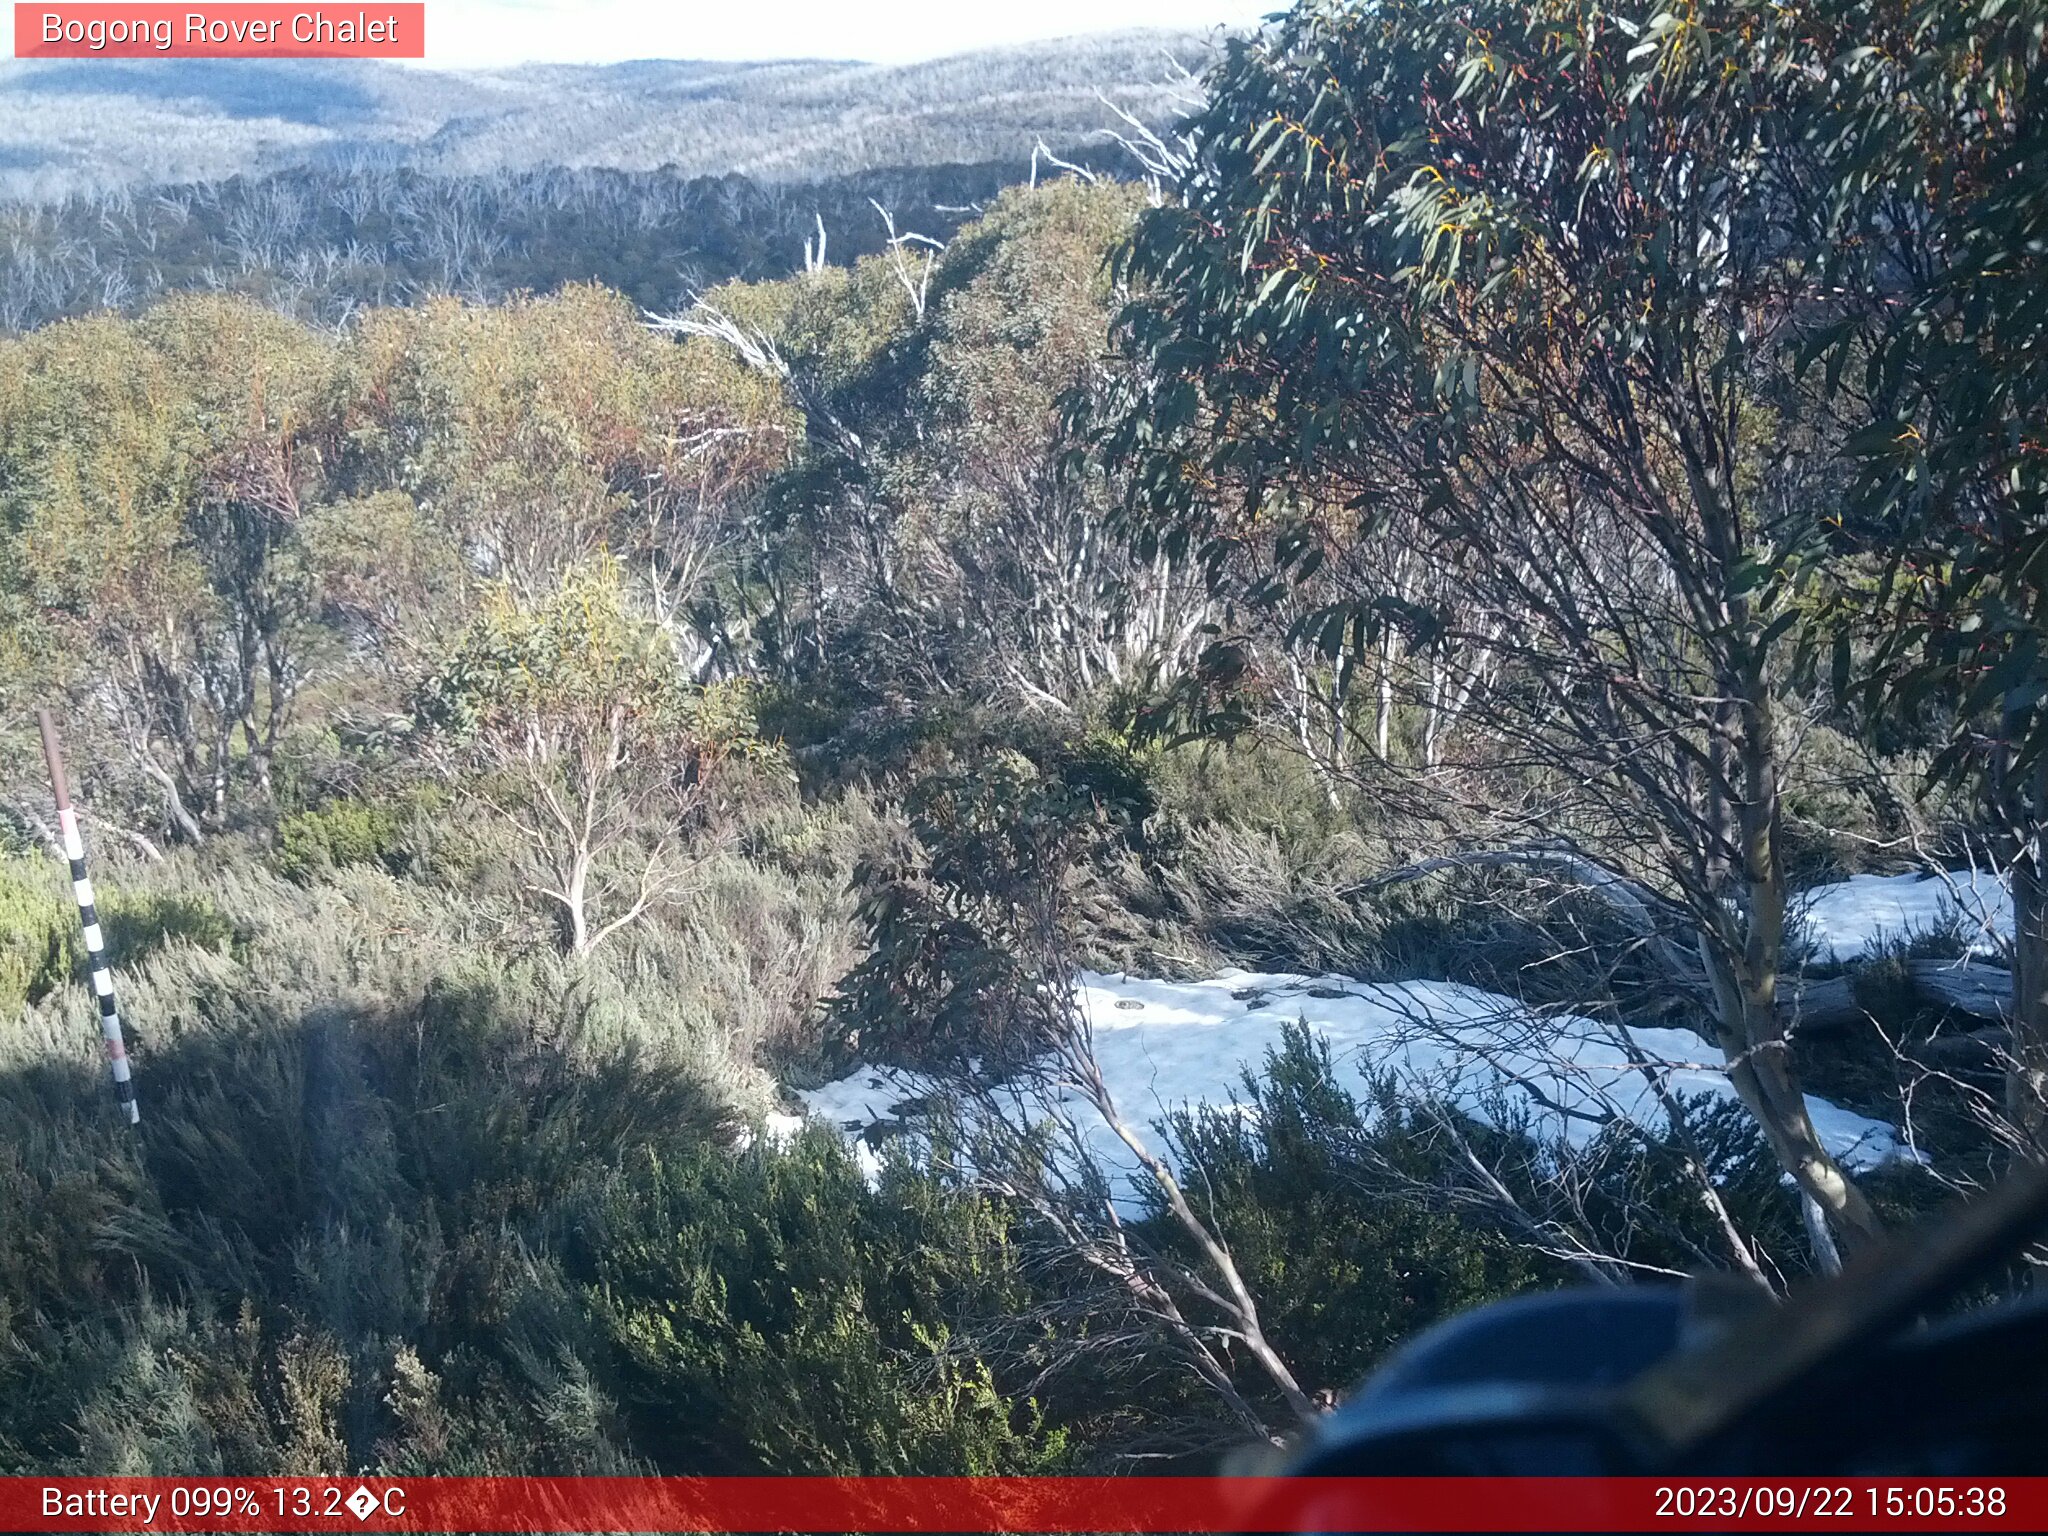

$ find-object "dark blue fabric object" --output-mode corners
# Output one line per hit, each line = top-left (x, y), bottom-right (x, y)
(1351, 1288), (1687, 1399)
(1290, 1289), (1687, 1478)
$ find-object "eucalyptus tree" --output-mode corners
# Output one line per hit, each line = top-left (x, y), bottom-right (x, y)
(0, 295), (338, 839)
(1807, 0), (2048, 1141)
(413, 561), (759, 957)
(1096, 0), (1882, 1257)
(672, 183), (1207, 714)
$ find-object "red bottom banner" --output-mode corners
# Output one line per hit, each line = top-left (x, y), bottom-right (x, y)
(2, 1476), (2040, 1532)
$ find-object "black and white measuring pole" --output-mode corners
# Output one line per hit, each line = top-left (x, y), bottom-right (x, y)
(37, 709), (140, 1126)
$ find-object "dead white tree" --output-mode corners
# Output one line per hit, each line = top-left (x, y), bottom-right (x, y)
(939, 978), (1320, 1440)
(869, 201), (944, 321)
(1094, 82), (1200, 205)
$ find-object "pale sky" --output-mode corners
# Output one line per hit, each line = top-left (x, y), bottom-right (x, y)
(418, 0), (1269, 68)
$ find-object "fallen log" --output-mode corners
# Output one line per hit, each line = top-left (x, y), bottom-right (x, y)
(1359, 845), (2016, 1028)
(1777, 973), (1862, 1031)
(1776, 959), (2012, 1030)
(1905, 958), (2012, 1021)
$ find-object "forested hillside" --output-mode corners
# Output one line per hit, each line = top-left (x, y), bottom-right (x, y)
(0, 31), (1211, 199)
(0, 158), (1080, 332)
(4, 0), (2047, 1478)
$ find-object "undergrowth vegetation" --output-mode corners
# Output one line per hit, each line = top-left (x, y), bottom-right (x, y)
(6, 0), (2045, 1472)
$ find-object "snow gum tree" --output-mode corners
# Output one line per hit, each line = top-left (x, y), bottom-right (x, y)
(0, 295), (337, 840)
(415, 561), (761, 956)
(1808, 0), (2048, 1144)
(1095, 0), (1885, 1259)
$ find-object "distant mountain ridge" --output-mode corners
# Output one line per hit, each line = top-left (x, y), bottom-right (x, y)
(0, 29), (1218, 200)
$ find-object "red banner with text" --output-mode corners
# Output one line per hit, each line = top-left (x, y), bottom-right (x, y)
(1, 1476), (2043, 1532)
(14, 4), (424, 58)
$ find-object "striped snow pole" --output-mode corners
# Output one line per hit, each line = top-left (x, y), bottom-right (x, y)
(36, 709), (139, 1126)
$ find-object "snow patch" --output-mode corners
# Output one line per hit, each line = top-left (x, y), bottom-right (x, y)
(795, 969), (1918, 1198)
(1796, 871), (2010, 965)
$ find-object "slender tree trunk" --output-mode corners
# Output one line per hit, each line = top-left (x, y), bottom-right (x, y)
(1375, 630), (1396, 761)
(1702, 943), (1885, 1255)
(1329, 651), (1351, 773)
(2006, 861), (2048, 1140)
(137, 755), (206, 844)
(566, 849), (592, 955)
(1423, 658), (1445, 769)
(1711, 651), (1886, 1260)
(211, 717), (231, 821)
(1286, 655), (1342, 810)
(242, 717), (274, 800)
